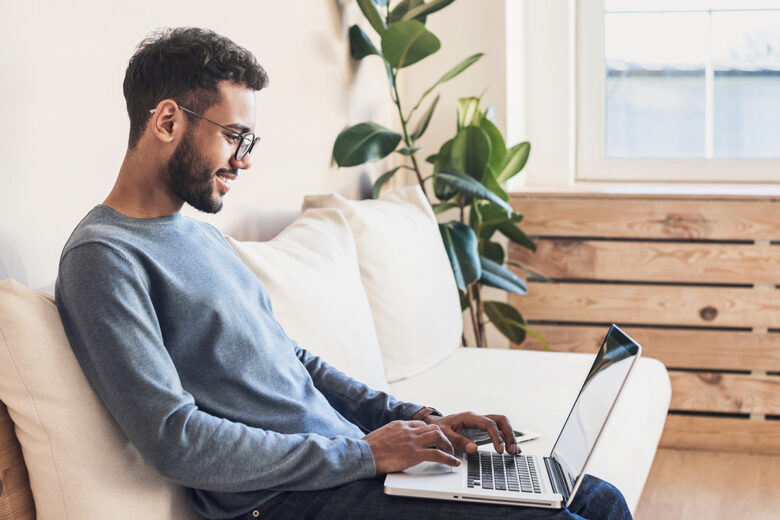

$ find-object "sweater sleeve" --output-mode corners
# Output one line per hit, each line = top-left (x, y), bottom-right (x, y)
(293, 345), (424, 433)
(55, 242), (376, 493)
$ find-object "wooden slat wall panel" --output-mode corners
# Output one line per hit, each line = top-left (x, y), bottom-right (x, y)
(507, 192), (780, 455)
(516, 325), (780, 372)
(510, 195), (780, 240)
(511, 282), (780, 328)
(660, 415), (780, 455)
(669, 372), (780, 415)
(512, 240), (780, 285)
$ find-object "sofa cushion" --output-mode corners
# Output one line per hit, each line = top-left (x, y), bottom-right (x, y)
(388, 347), (671, 514)
(0, 279), (201, 520)
(303, 187), (463, 383)
(225, 208), (389, 391)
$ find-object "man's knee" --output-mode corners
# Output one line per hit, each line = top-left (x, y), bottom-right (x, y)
(570, 475), (632, 520)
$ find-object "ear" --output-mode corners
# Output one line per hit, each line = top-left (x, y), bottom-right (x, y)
(148, 99), (181, 144)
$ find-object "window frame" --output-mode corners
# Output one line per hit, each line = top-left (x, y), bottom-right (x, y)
(575, 0), (780, 183)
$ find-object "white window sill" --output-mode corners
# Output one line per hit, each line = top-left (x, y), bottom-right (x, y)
(513, 181), (780, 198)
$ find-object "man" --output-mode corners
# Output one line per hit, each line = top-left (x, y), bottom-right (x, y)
(55, 28), (632, 520)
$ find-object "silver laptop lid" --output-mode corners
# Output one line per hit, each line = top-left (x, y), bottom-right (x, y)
(549, 325), (641, 506)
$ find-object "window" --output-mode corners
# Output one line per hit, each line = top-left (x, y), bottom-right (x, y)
(577, 0), (780, 182)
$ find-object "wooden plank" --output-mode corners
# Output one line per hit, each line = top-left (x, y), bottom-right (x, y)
(510, 240), (780, 285)
(668, 372), (780, 415)
(510, 195), (780, 240)
(513, 325), (780, 372)
(660, 415), (780, 455)
(510, 282), (780, 328)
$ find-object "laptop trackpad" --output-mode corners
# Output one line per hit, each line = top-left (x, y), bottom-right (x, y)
(403, 461), (455, 476)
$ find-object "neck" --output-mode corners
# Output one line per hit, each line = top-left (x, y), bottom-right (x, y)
(104, 147), (183, 218)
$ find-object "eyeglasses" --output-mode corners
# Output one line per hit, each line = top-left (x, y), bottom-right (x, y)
(148, 105), (260, 161)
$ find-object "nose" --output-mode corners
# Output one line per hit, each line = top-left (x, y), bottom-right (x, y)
(231, 152), (253, 171)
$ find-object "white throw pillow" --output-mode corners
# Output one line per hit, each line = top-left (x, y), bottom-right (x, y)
(226, 208), (390, 391)
(0, 279), (201, 520)
(303, 186), (463, 382)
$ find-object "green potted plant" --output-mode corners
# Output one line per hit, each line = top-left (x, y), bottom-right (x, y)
(332, 0), (545, 349)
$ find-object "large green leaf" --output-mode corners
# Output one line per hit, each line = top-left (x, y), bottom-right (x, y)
(381, 20), (440, 69)
(372, 166), (402, 199)
(482, 165), (508, 202)
(480, 203), (521, 226)
(497, 141), (531, 183)
(483, 301), (527, 344)
(410, 53), (484, 114)
(480, 117), (506, 172)
(435, 169), (512, 213)
(451, 125), (491, 180)
(357, 0), (387, 35)
(333, 122), (402, 167)
(388, 0), (425, 23)
(439, 221), (481, 291)
(456, 97), (482, 130)
(401, 0), (457, 21)
(479, 256), (527, 295)
(478, 203), (523, 240)
(481, 241), (505, 265)
(410, 93), (439, 140)
(498, 221), (536, 252)
(349, 25), (379, 60)
(432, 139), (457, 200)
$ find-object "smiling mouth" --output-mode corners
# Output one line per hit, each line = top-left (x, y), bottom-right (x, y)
(215, 172), (236, 192)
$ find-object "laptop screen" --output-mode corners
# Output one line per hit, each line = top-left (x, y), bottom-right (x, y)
(549, 325), (640, 495)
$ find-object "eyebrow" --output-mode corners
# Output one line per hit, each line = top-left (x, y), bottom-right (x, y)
(225, 123), (251, 134)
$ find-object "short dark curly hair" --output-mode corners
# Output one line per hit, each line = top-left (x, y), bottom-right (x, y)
(123, 27), (269, 148)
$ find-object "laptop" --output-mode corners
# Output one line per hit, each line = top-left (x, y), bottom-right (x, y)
(384, 324), (641, 509)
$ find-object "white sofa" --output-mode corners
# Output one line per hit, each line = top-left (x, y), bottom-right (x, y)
(0, 186), (671, 519)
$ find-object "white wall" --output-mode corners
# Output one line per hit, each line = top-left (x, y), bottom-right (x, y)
(397, 0), (513, 348)
(0, 0), (395, 286)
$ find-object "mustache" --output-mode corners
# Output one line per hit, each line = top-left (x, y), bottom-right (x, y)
(216, 168), (238, 177)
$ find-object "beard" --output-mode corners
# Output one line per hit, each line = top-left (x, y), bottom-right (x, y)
(167, 128), (227, 214)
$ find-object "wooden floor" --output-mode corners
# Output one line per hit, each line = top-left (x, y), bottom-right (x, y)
(635, 448), (780, 519)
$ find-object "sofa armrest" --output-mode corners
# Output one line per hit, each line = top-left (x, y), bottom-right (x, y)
(388, 348), (671, 515)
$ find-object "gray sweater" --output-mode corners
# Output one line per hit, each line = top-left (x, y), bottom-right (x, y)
(55, 205), (422, 519)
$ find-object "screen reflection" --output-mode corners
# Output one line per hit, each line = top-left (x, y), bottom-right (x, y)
(550, 325), (640, 490)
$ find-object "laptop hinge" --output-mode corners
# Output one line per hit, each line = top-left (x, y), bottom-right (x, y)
(544, 457), (570, 503)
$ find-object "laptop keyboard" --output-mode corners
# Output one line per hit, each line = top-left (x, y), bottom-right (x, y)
(466, 452), (542, 493)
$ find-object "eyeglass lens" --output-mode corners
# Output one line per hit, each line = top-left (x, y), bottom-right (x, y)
(237, 135), (256, 160)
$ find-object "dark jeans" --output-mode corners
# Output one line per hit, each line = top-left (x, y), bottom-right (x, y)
(233, 474), (632, 520)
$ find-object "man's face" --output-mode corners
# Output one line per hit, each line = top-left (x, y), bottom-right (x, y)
(166, 82), (257, 214)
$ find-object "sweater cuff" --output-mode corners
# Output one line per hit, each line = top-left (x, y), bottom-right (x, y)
(356, 439), (378, 477)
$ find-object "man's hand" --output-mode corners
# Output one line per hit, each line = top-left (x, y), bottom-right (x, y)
(362, 420), (461, 474)
(423, 411), (519, 456)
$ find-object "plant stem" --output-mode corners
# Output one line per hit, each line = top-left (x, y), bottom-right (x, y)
(466, 285), (481, 347)
(390, 70), (427, 196)
(474, 283), (486, 348)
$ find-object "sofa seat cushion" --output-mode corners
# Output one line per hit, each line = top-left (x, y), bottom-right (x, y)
(303, 187), (463, 383)
(388, 347), (671, 513)
(0, 279), (201, 520)
(226, 208), (389, 391)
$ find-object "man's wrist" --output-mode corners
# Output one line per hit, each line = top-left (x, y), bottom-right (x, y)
(411, 406), (443, 424)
